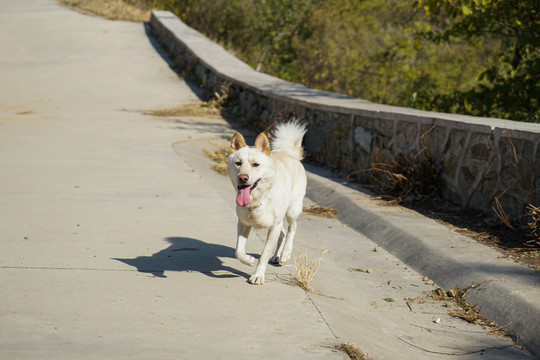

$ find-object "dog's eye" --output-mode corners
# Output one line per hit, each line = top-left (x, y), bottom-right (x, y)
(252, 163), (260, 168)
(235, 161), (242, 166)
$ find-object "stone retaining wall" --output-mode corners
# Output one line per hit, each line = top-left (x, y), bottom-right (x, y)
(150, 11), (540, 218)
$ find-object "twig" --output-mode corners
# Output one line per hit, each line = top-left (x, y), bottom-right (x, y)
(397, 336), (511, 356)
(492, 185), (517, 231)
(489, 321), (513, 333)
(406, 300), (413, 312)
(310, 290), (345, 301)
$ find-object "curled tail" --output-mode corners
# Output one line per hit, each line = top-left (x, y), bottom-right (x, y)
(271, 120), (307, 160)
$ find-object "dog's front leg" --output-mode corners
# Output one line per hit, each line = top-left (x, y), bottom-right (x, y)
(236, 221), (256, 266)
(249, 222), (282, 285)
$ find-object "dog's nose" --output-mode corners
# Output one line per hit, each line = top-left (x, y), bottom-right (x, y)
(238, 174), (249, 184)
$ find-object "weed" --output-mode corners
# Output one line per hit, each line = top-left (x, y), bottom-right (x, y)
(293, 249), (327, 292)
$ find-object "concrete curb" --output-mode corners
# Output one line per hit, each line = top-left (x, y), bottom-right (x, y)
(304, 164), (540, 358)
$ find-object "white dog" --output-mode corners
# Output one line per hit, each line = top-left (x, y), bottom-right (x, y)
(227, 121), (307, 285)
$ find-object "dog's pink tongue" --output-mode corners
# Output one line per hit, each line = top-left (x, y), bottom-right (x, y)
(236, 186), (251, 207)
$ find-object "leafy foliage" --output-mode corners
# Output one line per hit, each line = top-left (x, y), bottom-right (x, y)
(153, 0), (538, 122)
(416, 0), (540, 122)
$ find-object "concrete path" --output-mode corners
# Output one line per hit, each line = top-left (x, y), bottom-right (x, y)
(0, 1), (535, 359)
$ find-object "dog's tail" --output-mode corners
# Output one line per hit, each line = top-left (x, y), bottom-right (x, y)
(271, 120), (307, 160)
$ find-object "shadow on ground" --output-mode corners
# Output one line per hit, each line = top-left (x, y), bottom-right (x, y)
(114, 237), (251, 279)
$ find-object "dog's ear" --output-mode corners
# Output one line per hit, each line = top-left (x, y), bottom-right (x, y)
(230, 132), (247, 154)
(254, 132), (271, 156)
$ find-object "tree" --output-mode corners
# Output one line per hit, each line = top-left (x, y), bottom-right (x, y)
(417, 0), (540, 122)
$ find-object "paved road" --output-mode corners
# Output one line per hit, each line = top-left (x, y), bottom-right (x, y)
(0, 1), (534, 359)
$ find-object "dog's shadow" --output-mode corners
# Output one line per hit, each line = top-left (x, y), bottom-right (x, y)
(114, 237), (251, 279)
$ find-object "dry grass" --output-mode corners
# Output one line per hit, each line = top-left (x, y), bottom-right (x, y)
(365, 127), (441, 204)
(293, 249), (327, 292)
(142, 83), (236, 118)
(492, 192), (540, 248)
(372, 151), (441, 203)
(426, 287), (482, 324)
(141, 103), (221, 117)
(59, 0), (152, 22)
(492, 187), (518, 231)
(526, 204), (540, 246)
(302, 205), (338, 219)
(203, 147), (230, 176)
(425, 286), (512, 334)
(338, 342), (372, 360)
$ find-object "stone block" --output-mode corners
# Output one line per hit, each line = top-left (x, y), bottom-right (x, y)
(421, 125), (446, 160)
(443, 154), (459, 179)
(354, 127), (373, 153)
(468, 132), (493, 161)
(498, 137), (534, 189)
(373, 117), (393, 136)
(394, 121), (419, 155)
(304, 126), (323, 155)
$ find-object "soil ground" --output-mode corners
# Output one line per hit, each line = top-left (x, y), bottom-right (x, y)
(399, 199), (540, 272)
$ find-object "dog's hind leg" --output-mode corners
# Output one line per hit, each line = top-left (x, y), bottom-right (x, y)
(275, 200), (302, 264)
(278, 218), (297, 263)
(249, 222), (282, 285)
(270, 229), (286, 264)
(235, 221), (256, 266)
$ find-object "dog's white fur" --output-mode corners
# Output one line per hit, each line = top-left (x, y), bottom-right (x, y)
(227, 121), (307, 285)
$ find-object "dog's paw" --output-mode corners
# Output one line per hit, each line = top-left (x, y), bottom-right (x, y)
(280, 252), (292, 263)
(249, 274), (265, 285)
(270, 253), (290, 264)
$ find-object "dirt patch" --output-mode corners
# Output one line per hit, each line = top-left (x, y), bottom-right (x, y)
(424, 285), (517, 340)
(302, 205), (338, 219)
(426, 287), (490, 325)
(406, 199), (540, 272)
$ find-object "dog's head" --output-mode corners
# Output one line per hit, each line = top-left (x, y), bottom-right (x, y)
(227, 131), (274, 207)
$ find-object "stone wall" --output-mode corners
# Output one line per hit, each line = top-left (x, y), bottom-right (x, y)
(150, 11), (540, 218)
